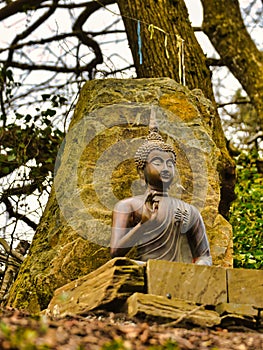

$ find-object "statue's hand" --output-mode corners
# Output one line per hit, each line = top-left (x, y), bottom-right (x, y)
(141, 192), (160, 224)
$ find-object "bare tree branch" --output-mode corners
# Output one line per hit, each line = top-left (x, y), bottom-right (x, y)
(247, 131), (263, 144)
(0, 253), (21, 268)
(1, 197), (37, 230)
(201, 0), (263, 127)
(217, 99), (251, 108)
(0, 0), (47, 21)
(6, 0), (59, 65)
(206, 58), (225, 67)
(0, 59), (102, 74)
(72, 0), (116, 78)
(0, 238), (25, 262)
(0, 29), (125, 55)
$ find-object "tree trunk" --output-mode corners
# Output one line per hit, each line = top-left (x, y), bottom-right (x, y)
(201, 0), (263, 128)
(117, 0), (235, 215)
(117, 0), (215, 104)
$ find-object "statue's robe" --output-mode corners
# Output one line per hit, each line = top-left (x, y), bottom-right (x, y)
(136, 198), (212, 265)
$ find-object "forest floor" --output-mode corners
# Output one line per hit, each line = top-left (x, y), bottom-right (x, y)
(0, 307), (263, 350)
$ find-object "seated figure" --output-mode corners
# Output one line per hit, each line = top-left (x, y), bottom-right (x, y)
(110, 126), (212, 266)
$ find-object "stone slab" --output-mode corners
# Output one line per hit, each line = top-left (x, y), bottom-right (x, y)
(147, 259), (227, 305)
(220, 314), (257, 329)
(47, 258), (145, 318)
(215, 303), (258, 317)
(216, 303), (261, 330)
(126, 292), (221, 327)
(227, 268), (263, 308)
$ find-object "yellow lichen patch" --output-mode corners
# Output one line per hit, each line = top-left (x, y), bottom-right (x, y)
(159, 94), (198, 122)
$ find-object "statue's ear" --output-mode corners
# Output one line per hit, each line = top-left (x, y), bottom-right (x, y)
(138, 169), (144, 180)
(138, 169), (146, 186)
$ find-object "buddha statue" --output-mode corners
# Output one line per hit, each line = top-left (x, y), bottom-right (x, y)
(110, 116), (212, 266)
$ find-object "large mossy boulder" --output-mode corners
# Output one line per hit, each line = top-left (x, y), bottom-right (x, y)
(7, 78), (235, 313)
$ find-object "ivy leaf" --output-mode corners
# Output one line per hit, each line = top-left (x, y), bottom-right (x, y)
(7, 154), (16, 162)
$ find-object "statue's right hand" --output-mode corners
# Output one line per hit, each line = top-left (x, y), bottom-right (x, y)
(141, 192), (159, 224)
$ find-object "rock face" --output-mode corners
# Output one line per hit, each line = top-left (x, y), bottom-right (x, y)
(8, 78), (234, 313)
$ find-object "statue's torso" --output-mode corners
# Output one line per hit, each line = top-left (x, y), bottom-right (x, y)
(136, 197), (197, 262)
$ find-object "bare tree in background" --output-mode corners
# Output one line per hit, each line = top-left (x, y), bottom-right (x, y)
(0, 0), (130, 247)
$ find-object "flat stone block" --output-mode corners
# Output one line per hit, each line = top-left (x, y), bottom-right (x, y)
(47, 258), (145, 317)
(227, 268), (263, 308)
(126, 292), (221, 327)
(147, 259), (227, 305)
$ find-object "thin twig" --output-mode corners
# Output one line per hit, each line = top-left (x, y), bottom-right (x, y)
(161, 304), (205, 327)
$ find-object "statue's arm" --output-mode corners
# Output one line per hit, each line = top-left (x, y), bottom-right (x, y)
(110, 197), (161, 258)
(186, 211), (212, 266)
(111, 199), (147, 257)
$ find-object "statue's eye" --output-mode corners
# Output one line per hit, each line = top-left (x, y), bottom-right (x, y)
(151, 157), (162, 166)
(167, 160), (174, 168)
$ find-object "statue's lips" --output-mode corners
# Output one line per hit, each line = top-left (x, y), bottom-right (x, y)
(160, 172), (172, 179)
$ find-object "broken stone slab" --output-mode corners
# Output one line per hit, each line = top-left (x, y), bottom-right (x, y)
(215, 303), (261, 331)
(227, 268), (263, 308)
(126, 292), (221, 328)
(220, 314), (258, 330)
(215, 303), (258, 318)
(47, 258), (145, 318)
(147, 259), (227, 305)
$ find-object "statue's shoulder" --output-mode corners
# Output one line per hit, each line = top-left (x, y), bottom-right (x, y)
(171, 197), (192, 209)
(114, 195), (144, 213)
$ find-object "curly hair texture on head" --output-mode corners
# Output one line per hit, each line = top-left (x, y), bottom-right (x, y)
(134, 129), (176, 170)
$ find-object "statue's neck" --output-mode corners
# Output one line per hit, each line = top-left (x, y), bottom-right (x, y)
(146, 185), (169, 196)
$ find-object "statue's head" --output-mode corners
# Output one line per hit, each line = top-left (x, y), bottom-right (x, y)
(134, 123), (176, 191)
(134, 128), (176, 171)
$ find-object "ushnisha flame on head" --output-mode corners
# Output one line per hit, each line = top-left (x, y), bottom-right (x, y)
(134, 107), (176, 170)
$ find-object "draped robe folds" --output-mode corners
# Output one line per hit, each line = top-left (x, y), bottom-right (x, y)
(136, 197), (212, 265)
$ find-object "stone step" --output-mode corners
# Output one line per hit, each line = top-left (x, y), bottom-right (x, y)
(147, 259), (227, 305)
(47, 258), (145, 318)
(47, 258), (263, 331)
(227, 268), (263, 308)
(126, 292), (221, 328)
(146, 259), (263, 309)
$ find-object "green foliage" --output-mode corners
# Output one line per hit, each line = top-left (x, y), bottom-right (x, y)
(229, 151), (263, 269)
(0, 67), (21, 104)
(1, 68), (66, 186)
(0, 66), (67, 238)
(101, 339), (181, 350)
(102, 339), (127, 350)
(0, 320), (50, 350)
(148, 340), (181, 350)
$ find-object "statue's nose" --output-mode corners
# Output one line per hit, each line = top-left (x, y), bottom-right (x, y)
(162, 162), (168, 170)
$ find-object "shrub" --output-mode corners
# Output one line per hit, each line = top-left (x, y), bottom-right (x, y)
(229, 150), (263, 269)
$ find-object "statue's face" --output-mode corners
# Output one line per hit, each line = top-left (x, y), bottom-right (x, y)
(143, 149), (175, 191)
